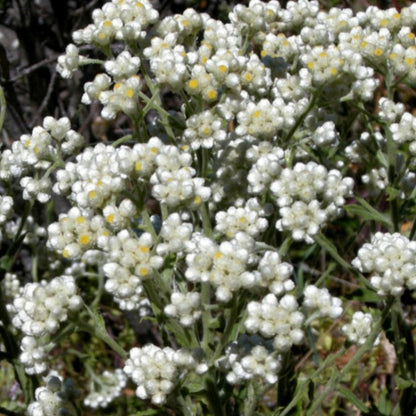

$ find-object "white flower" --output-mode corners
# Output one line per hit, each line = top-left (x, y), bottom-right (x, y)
(0, 195), (13, 224)
(217, 335), (281, 385)
(84, 369), (127, 409)
(124, 345), (201, 405)
(102, 231), (163, 310)
(215, 198), (268, 239)
(27, 376), (77, 416)
(19, 336), (52, 375)
(352, 232), (416, 295)
(245, 294), (304, 352)
(20, 176), (52, 203)
(303, 285), (343, 319)
(257, 251), (294, 296)
(183, 110), (227, 150)
(104, 50), (141, 79)
(57, 44), (85, 79)
(12, 276), (82, 337)
(342, 311), (378, 346)
(164, 292), (202, 327)
(157, 213), (193, 256)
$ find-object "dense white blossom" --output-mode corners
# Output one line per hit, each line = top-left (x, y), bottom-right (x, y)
(352, 232), (416, 296)
(303, 285), (343, 319)
(84, 369), (127, 409)
(124, 345), (205, 405)
(12, 275), (82, 337)
(216, 335), (281, 385)
(245, 294), (304, 352)
(27, 376), (79, 416)
(164, 291), (201, 327)
(342, 311), (378, 346)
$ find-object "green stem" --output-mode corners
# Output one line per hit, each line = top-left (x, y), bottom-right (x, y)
(305, 296), (394, 415)
(90, 270), (104, 309)
(243, 381), (258, 416)
(276, 346), (346, 416)
(212, 295), (240, 363)
(138, 59), (177, 142)
(278, 236), (293, 257)
(204, 375), (225, 416)
(175, 393), (194, 416)
(0, 285), (36, 402)
(81, 306), (128, 360)
(199, 202), (212, 236)
(198, 202), (214, 353)
(111, 134), (133, 147)
(284, 92), (318, 144)
(140, 208), (158, 241)
(200, 282), (212, 353)
(0, 85), (6, 132)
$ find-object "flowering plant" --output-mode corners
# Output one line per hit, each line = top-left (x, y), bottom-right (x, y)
(1, 0), (416, 414)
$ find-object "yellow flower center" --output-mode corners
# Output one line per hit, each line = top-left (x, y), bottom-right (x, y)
(244, 73), (253, 81)
(188, 79), (198, 89)
(79, 234), (90, 245)
(139, 267), (149, 276)
(206, 89), (217, 100)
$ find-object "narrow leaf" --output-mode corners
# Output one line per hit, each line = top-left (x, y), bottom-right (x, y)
(314, 233), (352, 271)
(337, 385), (369, 413)
(345, 197), (392, 228)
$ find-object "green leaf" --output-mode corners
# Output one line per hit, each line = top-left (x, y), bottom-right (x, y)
(346, 288), (380, 303)
(314, 233), (352, 271)
(395, 376), (415, 390)
(133, 410), (160, 415)
(385, 186), (401, 202)
(344, 197), (392, 228)
(375, 149), (389, 168)
(337, 385), (369, 413)
(376, 387), (392, 415)
(183, 374), (205, 394)
(84, 304), (106, 331)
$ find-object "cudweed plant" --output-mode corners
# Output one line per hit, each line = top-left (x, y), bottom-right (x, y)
(1, 0), (416, 414)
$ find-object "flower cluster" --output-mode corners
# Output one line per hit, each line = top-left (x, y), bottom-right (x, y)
(245, 294), (304, 352)
(123, 345), (206, 405)
(270, 162), (354, 243)
(27, 376), (80, 416)
(101, 230), (163, 310)
(4, 0), (416, 412)
(84, 369), (127, 409)
(342, 311), (377, 346)
(11, 275), (82, 337)
(216, 335), (282, 385)
(19, 336), (52, 375)
(185, 232), (257, 302)
(150, 145), (211, 209)
(47, 207), (109, 261)
(352, 232), (416, 296)
(0, 117), (83, 203)
(164, 291), (201, 327)
(303, 285), (343, 319)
